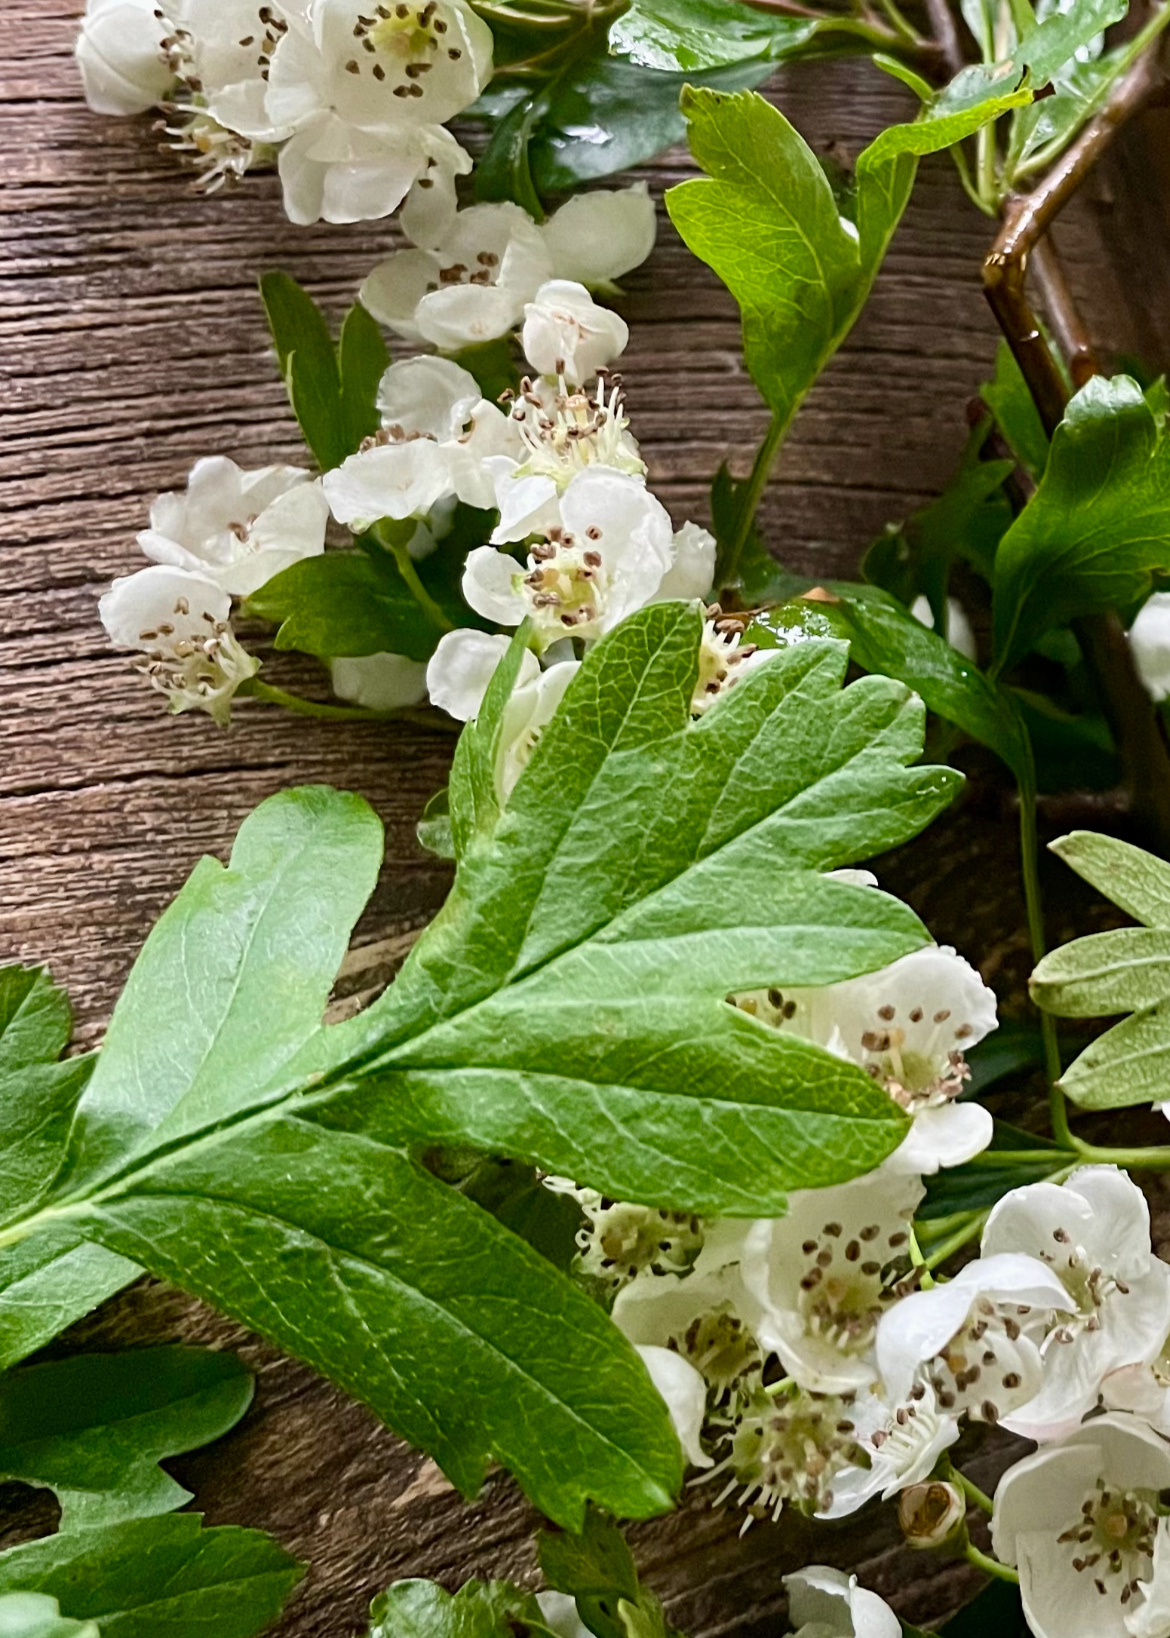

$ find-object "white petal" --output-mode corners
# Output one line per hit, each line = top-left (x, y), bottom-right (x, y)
(522, 280), (629, 386)
(489, 461), (563, 545)
(425, 629), (538, 722)
(399, 165), (460, 249)
(360, 250), (443, 340)
(635, 1346), (711, 1469)
(785, 1567), (901, 1638)
(542, 183), (657, 287)
(1131, 592), (1170, 704)
(461, 546), (524, 625)
(225, 480), (330, 596)
(100, 566), (230, 650)
(323, 442), (454, 528)
(535, 1591), (591, 1638)
(884, 1101), (994, 1176)
(911, 594), (977, 661)
(415, 282), (526, 351)
(657, 521), (716, 602)
(983, 1166), (1154, 1280)
(329, 653), (427, 711)
(497, 659), (579, 801)
(376, 355), (481, 440)
(76, 0), (174, 115)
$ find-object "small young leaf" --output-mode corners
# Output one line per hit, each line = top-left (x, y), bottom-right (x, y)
(1030, 927), (1170, 1017)
(1049, 831), (1170, 928)
(538, 1509), (639, 1605)
(0, 1230), (139, 1372)
(338, 302), (390, 452)
(246, 553), (442, 662)
(1058, 997), (1170, 1111)
(937, 0), (1126, 116)
(367, 1579), (550, 1638)
(993, 377), (1170, 669)
(0, 1347), (253, 1528)
(0, 1514), (302, 1638)
(0, 1593), (98, 1638)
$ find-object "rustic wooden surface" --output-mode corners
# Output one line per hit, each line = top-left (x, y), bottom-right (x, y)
(3, 4), (1170, 1633)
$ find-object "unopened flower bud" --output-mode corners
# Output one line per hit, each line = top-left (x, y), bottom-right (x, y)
(898, 1480), (968, 1552)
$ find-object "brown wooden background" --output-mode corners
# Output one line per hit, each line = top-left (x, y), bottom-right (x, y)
(3, 4), (1170, 1632)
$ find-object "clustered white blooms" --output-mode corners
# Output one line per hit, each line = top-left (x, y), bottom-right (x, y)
(100, 186), (687, 738)
(75, 0), (493, 223)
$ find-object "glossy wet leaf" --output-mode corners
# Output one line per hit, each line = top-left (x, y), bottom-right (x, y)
(936, 0), (1125, 115)
(0, 1514), (302, 1638)
(993, 377), (1170, 668)
(0, 1348), (253, 1528)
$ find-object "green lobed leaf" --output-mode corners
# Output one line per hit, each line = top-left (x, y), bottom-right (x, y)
(0, 969), (93, 1224)
(937, 0), (1126, 115)
(1030, 927), (1170, 1016)
(367, 1578), (551, 1638)
(610, 0), (821, 71)
(245, 553), (440, 662)
(64, 786), (384, 1189)
(338, 302), (390, 450)
(993, 376), (1170, 668)
(0, 1231), (139, 1372)
(0, 1593), (99, 1638)
(1050, 831), (1170, 927)
(538, 1509), (639, 1606)
(0, 1514), (302, 1638)
(73, 1119), (685, 1526)
(0, 1348), (252, 1528)
(666, 86), (1029, 439)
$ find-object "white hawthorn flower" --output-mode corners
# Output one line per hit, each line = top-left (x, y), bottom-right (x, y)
(361, 201), (551, 348)
(167, 0), (305, 142)
(462, 469), (676, 650)
(716, 1382), (876, 1520)
(740, 944), (998, 1175)
(636, 1345), (712, 1470)
(877, 1251), (1070, 1425)
(521, 280), (629, 388)
(300, 0), (493, 131)
(279, 109), (470, 226)
(658, 520), (717, 602)
(911, 594), (977, 661)
(741, 1170), (925, 1395)
(100, 565), (258, 726)
(424, 630), (578, 799)
(784, 1566), (901, 1638)
(76, 0), (176, 115)
(488, 374), (645, 539)
(612, 1224), (763, 1401)
(324, 356), (516, 527)
(991, 1413), (1170, 1638)
(541, 183), (657, 289)
(1104, 1334), (1170, 1438)
(818, 1378), (960, 1520)
(1130, 593), (1170, 704)
(138, 457), (328, 597)
(690, 620), (773, 715)
(982, 1168), (1170, 1442)
(329, 652), (427, 710)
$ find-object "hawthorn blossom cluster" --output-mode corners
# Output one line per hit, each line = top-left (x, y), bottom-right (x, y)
(75, 0), (492, 222)
(556, 934), (1170, 1638)
(100, 183), (739, 777)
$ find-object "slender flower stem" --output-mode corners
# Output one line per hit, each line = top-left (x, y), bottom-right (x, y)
(921, 1212), (989, 1272)
(908, 1227), (936, 1288)
(243, 679), (457, 732)
(371, 522), (455, 634)
(964, 1543), (1019, 1584)
(1072, 1140), (1170, 1171)
(954, 1469), (995, 1516)
(1017, 772), (1072, 1146)
(721, 411), (787, 594)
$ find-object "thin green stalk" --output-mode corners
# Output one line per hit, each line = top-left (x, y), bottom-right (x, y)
(243, 679), (457, 732)
(371, 522), (454, 634)
(877, 0), (921, 46)
(954, 1469), (994, 1516)
(908, 1227), (936, 1288)
(950, 141), (999, 218)
(922, 1212), (989, 1271)
(976, 120), (998, 213)
(915, 1209), (981, 1242)
(965, 1543), (1019, 1584)
(1072, 1140), (1170, 1171)
(721, 412), (786, 592)
(1018, 772), (1072, 1146)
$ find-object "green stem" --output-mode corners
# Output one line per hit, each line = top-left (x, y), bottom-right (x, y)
(877, 0), (921, 46)
(721, 412), (786, 593)
(1072, 1140), (1170, 1171)
(243, 680), (457, 733)
(954, 1469), (995, 1516)
(1018, 773), (1072, 1146)
(964, 1543), (1019, 1584)
(371, 523), (454, 635)
(908, 1227), (936, 1288)
(922, 1212), (989, 1271)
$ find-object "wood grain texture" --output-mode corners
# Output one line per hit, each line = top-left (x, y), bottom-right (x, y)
(2, 3), (1170, 1634)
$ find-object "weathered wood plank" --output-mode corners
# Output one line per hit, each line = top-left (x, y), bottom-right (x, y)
(3, 2), (1170, 1632)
